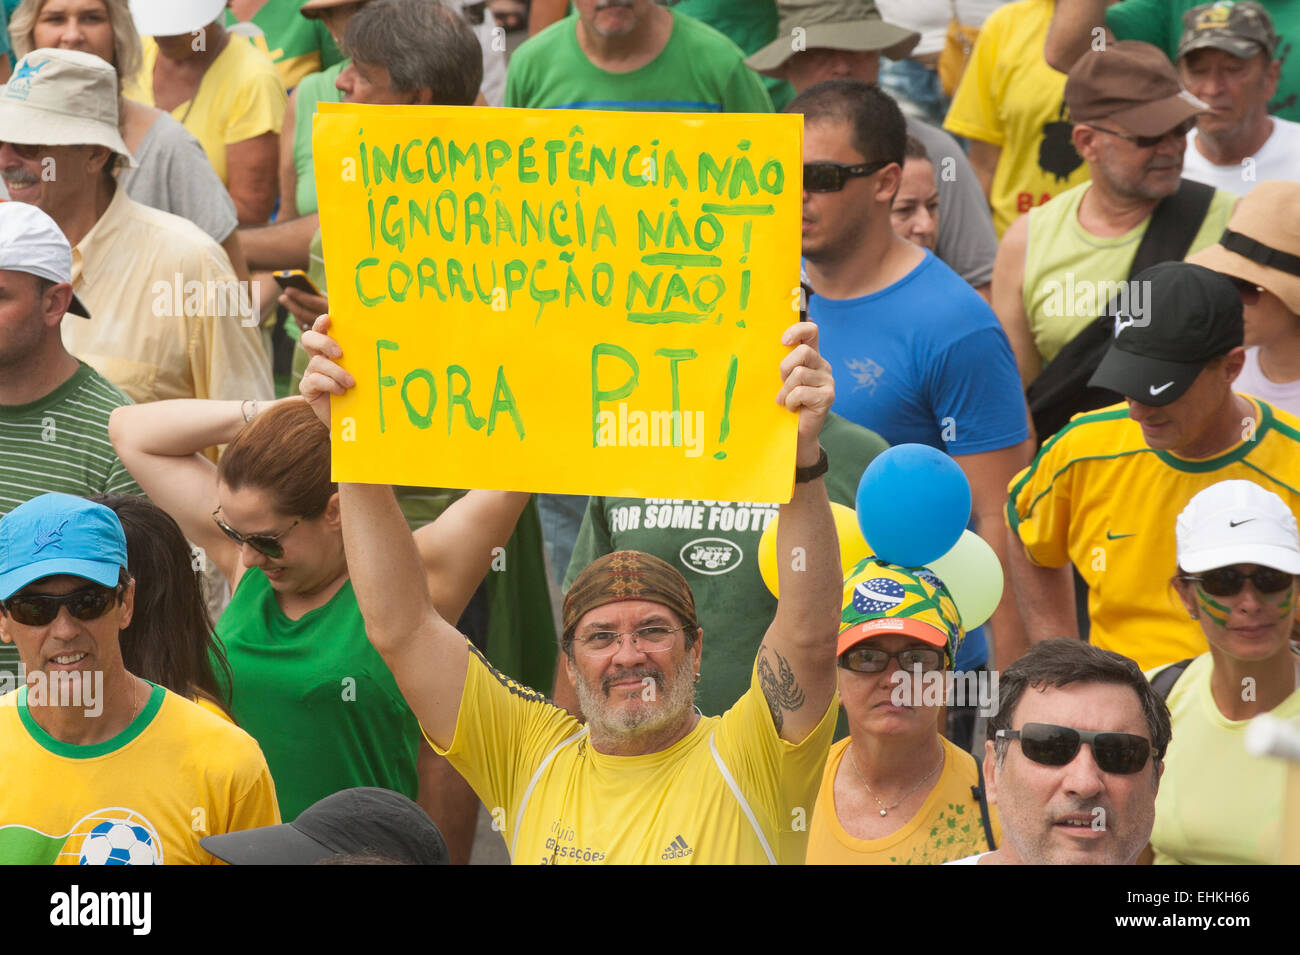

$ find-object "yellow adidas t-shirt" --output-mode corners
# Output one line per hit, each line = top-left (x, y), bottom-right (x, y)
(0, 683), (279, 864)
(806, 735), (1001, 864)
(133, 35), (286, 184)
(943, 0), (1091, 237)
(433, 646), (837, 864)
(1009, 397), (1300, 670)
(1150, 654), (1300, 864)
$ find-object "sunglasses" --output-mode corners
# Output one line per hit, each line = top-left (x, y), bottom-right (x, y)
(212, 508), (300, 560)
(803, 159), (892, 193)
(839, 645), (944, 673)
(1230, 276), (1263, 306)
(0, 141), (48, 160)
(997, 722), (1153, 774)
(1087, 117), (1196, 149)
(1180, 566), (1293, 597)
(1, 584), (122, 627)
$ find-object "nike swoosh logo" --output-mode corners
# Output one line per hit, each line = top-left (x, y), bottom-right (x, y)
(1106, 531), (1135, 540)
(1228, 519), (1255, 527)
(1149, 381), (1175, 396)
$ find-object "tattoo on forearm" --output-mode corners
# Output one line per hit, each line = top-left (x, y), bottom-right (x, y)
(758, 645), (805, 733)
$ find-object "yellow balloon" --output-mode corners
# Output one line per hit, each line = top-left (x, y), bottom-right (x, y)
(759, 502), (872, 598)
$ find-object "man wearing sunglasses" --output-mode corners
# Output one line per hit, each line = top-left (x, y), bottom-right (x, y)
(1009, 261), (1300, 671)
(993, 41), (1237, 388)
(0, 493), (278, 864)
(954, 639), (1171, 865)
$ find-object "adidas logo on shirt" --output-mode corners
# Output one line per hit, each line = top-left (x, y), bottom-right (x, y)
(660, 835), (693, 860)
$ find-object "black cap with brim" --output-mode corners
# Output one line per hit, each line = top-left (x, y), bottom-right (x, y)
(199, 787), (449, 865)
(1088, 346), (1206, 406)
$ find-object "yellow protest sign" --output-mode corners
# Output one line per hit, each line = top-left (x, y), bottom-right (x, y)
(313, 103), (802, 500)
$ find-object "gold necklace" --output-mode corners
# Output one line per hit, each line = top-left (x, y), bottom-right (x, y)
(848, 743), (945, 817)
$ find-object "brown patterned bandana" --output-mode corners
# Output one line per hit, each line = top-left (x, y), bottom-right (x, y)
(562, 551), (699, 652)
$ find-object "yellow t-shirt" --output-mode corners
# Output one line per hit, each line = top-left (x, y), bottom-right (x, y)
(1150, 654), (1300, 864)
(1008, 397), (1300, 670)
(433, 645), (837, 864)
(1020, 181), (1236, 363)
(134, 35), (286, 183)
(806, 735), (1001, 864)
(0, 683), (279, 864)
(943, 0), (1091, 237)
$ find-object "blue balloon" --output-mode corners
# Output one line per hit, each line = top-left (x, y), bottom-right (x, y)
(855, 444), (971, 567)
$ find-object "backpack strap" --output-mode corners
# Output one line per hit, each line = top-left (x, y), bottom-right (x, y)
(1127, 178), (1217, 279)
(971, 756), (997, 852)
(1150, 657), (1196, 701)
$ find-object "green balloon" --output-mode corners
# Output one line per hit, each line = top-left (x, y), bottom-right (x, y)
(928, 530), (1004, 630)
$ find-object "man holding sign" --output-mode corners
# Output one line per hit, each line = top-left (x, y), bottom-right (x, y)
(300, 316), (842, 865)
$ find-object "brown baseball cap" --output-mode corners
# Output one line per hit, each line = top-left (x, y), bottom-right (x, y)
(1066, 40), (1209, 138)
(1177, 1), (1278, 61)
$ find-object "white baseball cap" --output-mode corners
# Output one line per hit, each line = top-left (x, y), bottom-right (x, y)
(0, 49), (133, 163)
(0, 202), (90, 318)
(130, 0), (226, 37)
(1176, 480), (1300, 574)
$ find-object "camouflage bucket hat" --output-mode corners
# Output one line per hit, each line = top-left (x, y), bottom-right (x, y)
(1177, 1), (1279, 61)
(837, 557), (963, 665)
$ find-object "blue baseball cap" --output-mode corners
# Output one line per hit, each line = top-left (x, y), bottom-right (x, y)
(0, 493), (127, 600)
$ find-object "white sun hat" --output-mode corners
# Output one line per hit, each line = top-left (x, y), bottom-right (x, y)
(130, 0), (227, 37)
(1176, 480), (1300, 574)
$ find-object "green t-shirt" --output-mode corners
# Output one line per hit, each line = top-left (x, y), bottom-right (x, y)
(1107, 0), (1300, 121)
(292, 61), (346, 216)
(223, 1), (343, 91)
(564, 414), (887, 716)
(505, 8), (774, 113)
(213, 569), (419, 821)
(671, 0), (794, 109)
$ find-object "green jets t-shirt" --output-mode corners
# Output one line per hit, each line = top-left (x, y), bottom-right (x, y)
(506, 7), (773, 113)
(564, 414), (887, 716)
(213, 569), (419, 821)
(1107, 0), (1300, 121)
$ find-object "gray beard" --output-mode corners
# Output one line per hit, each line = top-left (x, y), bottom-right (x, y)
(574, 651), (697, 741)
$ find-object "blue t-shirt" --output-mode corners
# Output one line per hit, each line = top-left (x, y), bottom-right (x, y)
(808, 250), (1029, 670)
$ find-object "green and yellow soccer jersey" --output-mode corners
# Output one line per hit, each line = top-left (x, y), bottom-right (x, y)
(0, 684), (279, 864)
(1008, 397), (1300, 670)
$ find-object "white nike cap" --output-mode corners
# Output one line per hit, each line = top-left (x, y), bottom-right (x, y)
(1176, 480), (1300, 574)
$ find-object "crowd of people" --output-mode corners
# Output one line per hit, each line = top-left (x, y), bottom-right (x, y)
(0, 0), (1298, 867)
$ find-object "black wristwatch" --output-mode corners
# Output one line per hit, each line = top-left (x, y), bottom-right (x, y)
(794, 445), (829, 484)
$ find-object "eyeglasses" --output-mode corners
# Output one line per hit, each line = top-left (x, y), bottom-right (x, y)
(1180, 566), (1293, 597)
(575, 626), (687, 657)
(1229, 276), (1263, 306)
(212, 508), (300, 560)
(803, 159), (892, 193)
(0, 141), (48, 160)
(997, 722), (1153, 774)
(1, 584), (122, 627)
(1086, 117), (1196, 148)
(839, 646), (944, 673)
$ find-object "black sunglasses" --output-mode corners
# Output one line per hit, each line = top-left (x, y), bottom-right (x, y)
(1087, 117), (1196, 149)
(0, 141), (47, 160)
(839, 645), (944, 673)
(1180, 566), (1293, 597)
(997, 722), (1153, 774)
(804, 159), (892, 193)
(212, 508), (300, 560)
(2, 584), (122, 627)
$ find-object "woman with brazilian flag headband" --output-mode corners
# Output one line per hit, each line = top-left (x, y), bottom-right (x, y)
(1147, 479), (1300, 864)
(806, 558), (1002, 864)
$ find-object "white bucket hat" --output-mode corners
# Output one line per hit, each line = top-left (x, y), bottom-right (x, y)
(1176, 480), (1300, 574)
(130, 0), (226, 37)
(0, 49), (133, 163)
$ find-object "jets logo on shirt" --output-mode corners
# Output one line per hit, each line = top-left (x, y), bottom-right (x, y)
(852, 578), (906, 614)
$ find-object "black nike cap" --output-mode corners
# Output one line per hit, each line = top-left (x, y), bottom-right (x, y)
(1088, 261), (1243, 406)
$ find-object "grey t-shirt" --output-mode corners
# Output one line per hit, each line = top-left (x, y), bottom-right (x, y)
(119, 112), (239, 244)
(906, 116), (997, 290)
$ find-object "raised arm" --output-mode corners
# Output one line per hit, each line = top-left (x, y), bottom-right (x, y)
(1045, 0), (1112, 73)
(759, 322), (842, 744)
(298, 316), (477, 748)
(108, 398), (293, 587)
